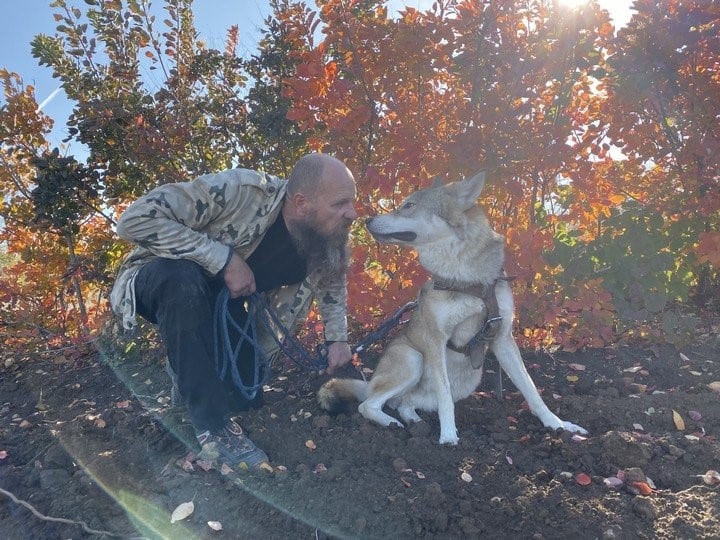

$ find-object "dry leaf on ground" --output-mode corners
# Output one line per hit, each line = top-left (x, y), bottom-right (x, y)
(672, 410), (686, 431)
(170, 501), (194, 523)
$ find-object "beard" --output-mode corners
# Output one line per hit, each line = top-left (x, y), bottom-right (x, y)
(289, 215), (352, 280)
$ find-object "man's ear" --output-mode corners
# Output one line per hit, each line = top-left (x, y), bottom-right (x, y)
(289, 191), (310, 216)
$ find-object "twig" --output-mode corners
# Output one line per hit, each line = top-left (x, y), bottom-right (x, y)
(0, 486), (122, 537)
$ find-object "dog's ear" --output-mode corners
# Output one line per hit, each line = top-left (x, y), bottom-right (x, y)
(430, 176), (445, 188)
(446, 170), (487, 210)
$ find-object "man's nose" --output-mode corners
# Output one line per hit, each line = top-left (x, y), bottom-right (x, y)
(347, 205), (358, 220)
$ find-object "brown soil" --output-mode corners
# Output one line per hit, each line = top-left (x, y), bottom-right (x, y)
(1, 329), (719, 539)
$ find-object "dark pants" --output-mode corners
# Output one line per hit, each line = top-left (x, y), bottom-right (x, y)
(134, 258), (262, 433)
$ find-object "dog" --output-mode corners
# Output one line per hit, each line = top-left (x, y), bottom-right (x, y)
(318, 171), (587, 444)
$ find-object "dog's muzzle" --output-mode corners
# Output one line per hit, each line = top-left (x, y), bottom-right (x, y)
(366, 217), (417, 243)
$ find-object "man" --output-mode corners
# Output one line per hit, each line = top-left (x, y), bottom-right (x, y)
(110, 153), (357, 469)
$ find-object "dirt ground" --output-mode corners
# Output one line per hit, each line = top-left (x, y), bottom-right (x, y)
(1, 322), (719, 539)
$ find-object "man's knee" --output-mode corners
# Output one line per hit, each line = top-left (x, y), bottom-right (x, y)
(140, 258), (208, 293)
(135, 258), (217, 322)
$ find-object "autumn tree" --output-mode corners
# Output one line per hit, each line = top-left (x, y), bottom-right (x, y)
(3, 0), (258, 349)
(241, 0), (316, 174)
(548, 0), (719, 345)
(0, 70), (59, 348)
(2, 0), (717, 355)
(280, 0), (624, 347)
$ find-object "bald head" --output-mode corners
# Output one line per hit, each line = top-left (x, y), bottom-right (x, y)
(282, 152), (357, 239)
(287, 153), (353, 197)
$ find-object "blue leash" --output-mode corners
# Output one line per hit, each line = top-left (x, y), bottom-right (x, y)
(213, 289), (271, 400)
(214, 289), (418, 399)
(213, 289), (330, 400)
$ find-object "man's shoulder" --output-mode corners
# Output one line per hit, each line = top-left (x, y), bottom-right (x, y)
(195, 168), (286, 195)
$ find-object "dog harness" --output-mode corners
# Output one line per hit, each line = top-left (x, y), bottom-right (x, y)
(433, 275), (515, 369)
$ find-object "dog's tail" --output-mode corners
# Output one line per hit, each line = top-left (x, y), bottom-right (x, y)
(317, 378), (369, 414)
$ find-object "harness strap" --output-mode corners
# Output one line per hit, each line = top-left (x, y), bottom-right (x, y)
(434, 275), (515, 357)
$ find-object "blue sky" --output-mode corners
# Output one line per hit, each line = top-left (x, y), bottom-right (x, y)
(1, 0), (277, 149)
(1, 0), (632, 153)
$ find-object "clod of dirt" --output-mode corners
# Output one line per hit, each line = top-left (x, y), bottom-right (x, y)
(601, 430), (653, 467)
(632, 497), (659, 521)
(392, 457), (408, 472)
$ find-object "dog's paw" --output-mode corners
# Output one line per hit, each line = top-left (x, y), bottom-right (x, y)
(438, 434), (459, 445)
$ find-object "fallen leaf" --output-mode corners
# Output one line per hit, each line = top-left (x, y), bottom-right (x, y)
(258, 462), (273, 472)
(629, 481), (653, 495)
(220, 463), (233, 475)
(575, 473), (592, 486)
(571, 434), (587, 442)
(115, 400), (131, 409)
(305, 440), (316, 450)
(505, 452), (513, 465)
(633, 423), (644, 431)
(400, 477), (411, 488)
(700, 470), (720, 486)
(460, 472), (473, 482)
(196, 460), (214, 472)
(313, 463), (327, 474)
(0, 450), (7, 460)
(623, 366), (643, 373)
(19, 420), (32, 429)
(566, 375), (579, 383)
(170, 501), (194, 523)
(568, 363), (586, 371)
(207, 521), (223, 531)
(707, 381), (720, 393)
(679, 352), (690, 362)
(416, 471), (426, 479)
(688, 410), (702, 422)
(604, 476), (624, 488)
(689, 370), (702, 376)
(672, 410), (686, 431)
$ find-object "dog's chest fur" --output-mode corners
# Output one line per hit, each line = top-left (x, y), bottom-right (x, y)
(410, 288), (486, 348)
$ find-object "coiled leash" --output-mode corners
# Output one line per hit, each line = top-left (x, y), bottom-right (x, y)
(213, 289), (271, 401)
(214, 289), (418, 398)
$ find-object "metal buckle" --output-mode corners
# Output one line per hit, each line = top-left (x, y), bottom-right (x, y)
(480, 316), (503, 338)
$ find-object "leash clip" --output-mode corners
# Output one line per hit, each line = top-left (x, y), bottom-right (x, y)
(480, 316), (503, 340)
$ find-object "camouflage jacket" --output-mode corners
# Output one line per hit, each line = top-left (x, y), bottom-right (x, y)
(110, 168), (348, 357)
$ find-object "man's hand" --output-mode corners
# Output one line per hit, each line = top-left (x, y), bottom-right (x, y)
(223, 253), (256, 298)
(326, 341), (352, 374)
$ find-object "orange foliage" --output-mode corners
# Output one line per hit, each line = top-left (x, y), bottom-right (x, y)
(2, 0), (718, 356)
(279, 0), (718, 350)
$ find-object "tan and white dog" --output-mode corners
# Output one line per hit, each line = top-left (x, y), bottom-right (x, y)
(318, 171), (586, 444)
